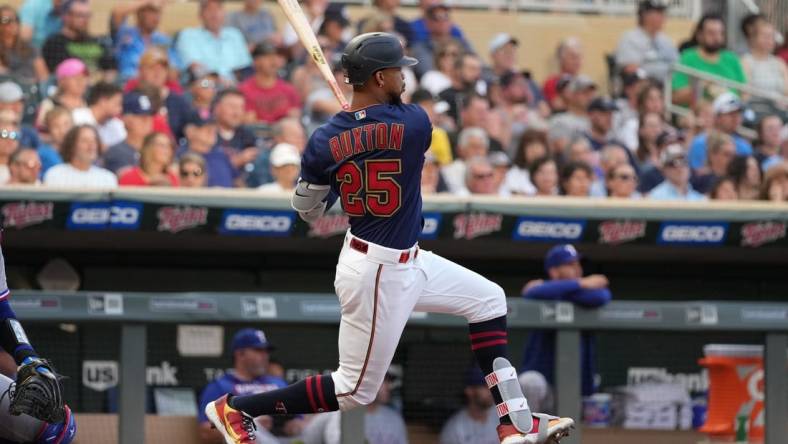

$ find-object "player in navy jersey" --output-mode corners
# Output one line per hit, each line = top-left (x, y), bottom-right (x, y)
(206, 33), (574, 444)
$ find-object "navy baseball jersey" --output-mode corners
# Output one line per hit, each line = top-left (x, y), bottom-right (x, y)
(301, 103), (432, 249)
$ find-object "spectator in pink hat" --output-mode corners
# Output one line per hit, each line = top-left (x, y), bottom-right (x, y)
(35, 58), (89, 128)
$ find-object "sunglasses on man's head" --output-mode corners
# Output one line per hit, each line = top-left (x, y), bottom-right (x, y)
(180, 168), (204, 178)
(197, 79), (216, 89)
(0, 16), (17, 25)
(0, 129), (19, 140)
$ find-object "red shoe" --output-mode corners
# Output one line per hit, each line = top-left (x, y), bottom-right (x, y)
(497, 414), (574, 444)
(204, 394), (257, 443)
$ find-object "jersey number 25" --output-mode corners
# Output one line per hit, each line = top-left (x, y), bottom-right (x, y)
(337, 159), (401, 217)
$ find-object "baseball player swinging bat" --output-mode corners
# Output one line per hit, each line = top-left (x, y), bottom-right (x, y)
(276, 0), (350, 110)
(206, 33), (574, 444)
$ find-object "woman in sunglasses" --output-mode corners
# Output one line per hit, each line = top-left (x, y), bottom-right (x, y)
(118, 132), (178, 187)
(178, 152), (207, 188)
(0, 110), (20, 185)
(605, 163), (640, 199)
(0, 5), (48, 82)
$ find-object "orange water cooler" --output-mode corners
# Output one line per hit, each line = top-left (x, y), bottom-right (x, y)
(699, 344), (764, 442)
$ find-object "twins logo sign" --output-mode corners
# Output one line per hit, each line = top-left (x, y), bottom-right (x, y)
(67, 202), (142, 230)
(513, 217), (586, 242)
(220, 210), (295, 236)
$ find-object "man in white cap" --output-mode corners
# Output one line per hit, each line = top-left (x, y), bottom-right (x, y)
(0, 81), (42, 150)
(258, 143), (301, 193)
(648, 144), (706, 201)
(687, 92), (753, 170)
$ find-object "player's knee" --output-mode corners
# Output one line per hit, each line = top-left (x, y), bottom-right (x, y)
(468, 282), (507, 322)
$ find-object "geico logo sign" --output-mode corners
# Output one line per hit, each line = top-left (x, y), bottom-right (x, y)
(71, 206), (139, 225)
(422, 217), (439, 235)
(518, 221), (583, 239)
(226, 214), (291, 232)
(662, 225), (725, 242)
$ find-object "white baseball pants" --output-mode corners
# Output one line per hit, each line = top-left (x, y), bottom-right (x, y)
(331, 231), (507, 411)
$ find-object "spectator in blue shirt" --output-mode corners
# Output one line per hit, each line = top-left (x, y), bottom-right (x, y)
(178, 111), (235, 188)
(175, 0), (252, 84)
(110, 0), (181, 82)
(520, 244), (611, 410)
(18, 0), (63, 48)
(688, 92), (753, 170)
(648, 144), (707, 201)
(198, 328), (305, 442)
(410, 3), (472, 78)
(410, 0), (470, 48)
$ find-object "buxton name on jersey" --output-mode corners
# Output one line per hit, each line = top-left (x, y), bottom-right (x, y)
(300, 103), (432, 250)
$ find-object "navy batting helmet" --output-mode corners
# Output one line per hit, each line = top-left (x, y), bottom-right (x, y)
(341, 32), (417, 86)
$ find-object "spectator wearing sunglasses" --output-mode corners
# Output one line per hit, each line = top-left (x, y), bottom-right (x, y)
(0, 110), (21, 184)
(648, 144), (705, 201)
(187, 66), (219, 122)
(8, 147), (42, 185)
(178, 152), (207, 188)
(0, 81), (42, 150)
(0, 5), (48, 81)
(118, 132), (178, 187)
(606, 163), (640, 199)
(462, 155), (498, 196)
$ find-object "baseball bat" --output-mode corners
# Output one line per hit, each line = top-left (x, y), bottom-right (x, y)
(277, 0), (350, 110)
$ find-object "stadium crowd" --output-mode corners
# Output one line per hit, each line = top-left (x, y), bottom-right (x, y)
(0, 0), (786, 202)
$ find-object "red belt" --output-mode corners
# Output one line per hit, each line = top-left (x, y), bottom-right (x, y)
(349, 238), (418, 263)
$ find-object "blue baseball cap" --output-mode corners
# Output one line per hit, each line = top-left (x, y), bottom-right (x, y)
(544, 244), (581, 272)
(465, 366), (486, 387)
(231, 328), (274, 353)
(123, 92), (155, 116)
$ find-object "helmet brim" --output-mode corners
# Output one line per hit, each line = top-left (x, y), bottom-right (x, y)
(394, 56), (418, 68)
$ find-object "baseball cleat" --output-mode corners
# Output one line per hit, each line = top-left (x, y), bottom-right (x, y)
(205, 394), (257, 443)
(497, 415), (575, 444)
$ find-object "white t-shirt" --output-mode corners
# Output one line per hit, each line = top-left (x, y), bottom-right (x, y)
(43, 164), (118, 188)
(501, 166), (536, 196)
(257, 182), (292, 193)
(439, 407), (499, 444)
(72, 108), (127, 148)
(420, 70), (453, 96)
(0, 165), (9, 185)
(441, 160), (467, 194)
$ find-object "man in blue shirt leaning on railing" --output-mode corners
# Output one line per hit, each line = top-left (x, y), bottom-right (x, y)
(519, 244), (611, 412)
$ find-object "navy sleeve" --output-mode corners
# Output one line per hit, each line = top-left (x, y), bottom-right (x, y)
(197, 381), (224, 423)
(522, 280), (582, 300)
(300, 131), (330, 185)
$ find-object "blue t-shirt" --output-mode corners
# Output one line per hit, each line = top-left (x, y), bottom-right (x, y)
(178, 144), (236, 188)
(301, 103), (432, 250)
(197, 371), (287, 423)
(688, 132), (752, 170)
(114, 22), (181, 81)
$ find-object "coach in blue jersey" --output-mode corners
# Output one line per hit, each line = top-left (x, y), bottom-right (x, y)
(198, 329), (301, 442)
(520, 245), (612, 406)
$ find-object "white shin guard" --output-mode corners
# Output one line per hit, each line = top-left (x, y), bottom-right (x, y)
(489, 357), (533, 434)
